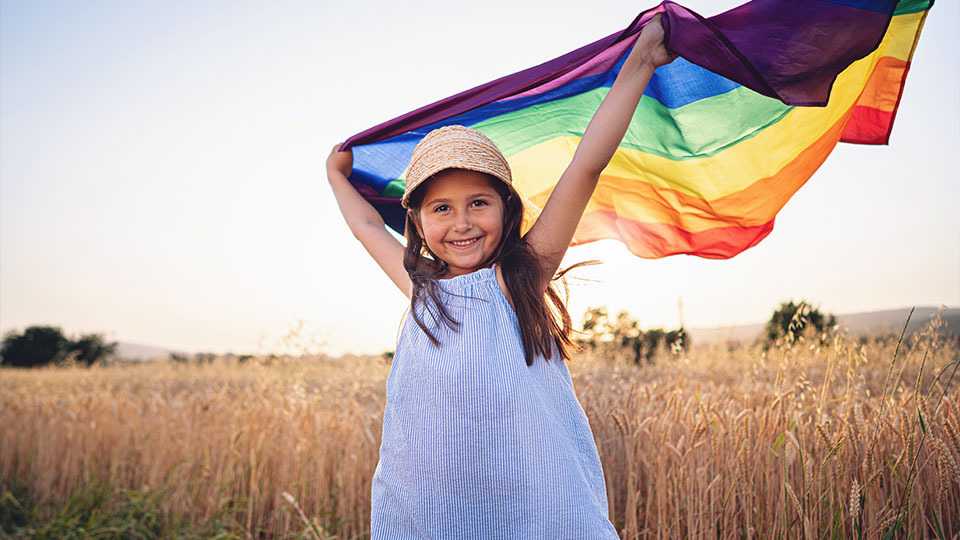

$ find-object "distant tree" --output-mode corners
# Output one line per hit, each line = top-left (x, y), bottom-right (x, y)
(578, 306), (689, 365)
(764, 300), (837, 349)
(1, 326), (118, 368)
(67, 333), (118, 367)
(664, 327), (690, 354)
(1, 326), (71, 367)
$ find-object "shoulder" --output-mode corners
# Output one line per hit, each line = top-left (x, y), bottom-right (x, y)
(494, 264), (517, 312)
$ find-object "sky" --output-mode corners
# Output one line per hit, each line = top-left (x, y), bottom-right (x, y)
(1, 0), (957, 357)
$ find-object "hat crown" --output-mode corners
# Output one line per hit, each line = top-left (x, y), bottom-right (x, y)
(401, 125), (514, 208)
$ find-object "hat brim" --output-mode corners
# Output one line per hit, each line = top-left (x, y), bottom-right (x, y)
(401, 165), (519, 209)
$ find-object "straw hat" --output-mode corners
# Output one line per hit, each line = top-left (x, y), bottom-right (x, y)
(401, 125), (519, 209)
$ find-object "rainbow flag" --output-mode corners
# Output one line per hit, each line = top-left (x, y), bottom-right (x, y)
(340, 0), (932, 259)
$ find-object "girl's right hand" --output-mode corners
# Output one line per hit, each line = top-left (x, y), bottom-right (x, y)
(327, 143), (353, 177)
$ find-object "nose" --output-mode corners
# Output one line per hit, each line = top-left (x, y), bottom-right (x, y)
(453, 210), (472, 232)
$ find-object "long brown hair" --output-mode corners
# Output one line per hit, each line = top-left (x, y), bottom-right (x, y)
(403, 173), (599, 366)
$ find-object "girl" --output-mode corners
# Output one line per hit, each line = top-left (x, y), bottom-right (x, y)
(327, 14), (674, 539)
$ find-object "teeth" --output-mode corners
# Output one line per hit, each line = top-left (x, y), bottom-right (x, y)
(450, 237), (479, 247)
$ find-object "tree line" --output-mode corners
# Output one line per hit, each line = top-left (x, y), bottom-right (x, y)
(2, 300), (836, 368)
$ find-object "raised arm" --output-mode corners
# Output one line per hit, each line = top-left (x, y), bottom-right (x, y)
(523, 14), (676, 291)
(326, 144), (412, 298)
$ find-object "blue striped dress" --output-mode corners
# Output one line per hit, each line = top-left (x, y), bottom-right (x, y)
(370, 264), (620, 539)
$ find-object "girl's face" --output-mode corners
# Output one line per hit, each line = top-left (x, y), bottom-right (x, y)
(414, 169), (505, 278)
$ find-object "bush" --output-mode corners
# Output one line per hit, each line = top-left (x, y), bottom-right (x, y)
(763, 300), (837, 350)
(1, 326), (116, 368)
(577, 306), (688, 365)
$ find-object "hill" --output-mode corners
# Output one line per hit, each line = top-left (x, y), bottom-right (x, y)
(112, 341), (186, 361)
(687, 306), (958, 345)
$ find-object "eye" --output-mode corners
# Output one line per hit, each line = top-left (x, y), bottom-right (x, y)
(471, 199), (488, 208)
(433, 204), (449, 213)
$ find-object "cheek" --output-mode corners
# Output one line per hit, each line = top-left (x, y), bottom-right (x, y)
(480, 212), (504, 242)
(421, 222), (445, 247)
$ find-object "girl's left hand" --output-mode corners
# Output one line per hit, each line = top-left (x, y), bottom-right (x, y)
(625, 14), (677, 71)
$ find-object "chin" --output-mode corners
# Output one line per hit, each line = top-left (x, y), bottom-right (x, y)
(444, 250), (491, 271)
(449, 255), (484, 269)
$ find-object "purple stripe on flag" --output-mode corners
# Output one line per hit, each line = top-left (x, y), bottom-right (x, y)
(676, 0), (894, 105)
(499, 36), (637, 103)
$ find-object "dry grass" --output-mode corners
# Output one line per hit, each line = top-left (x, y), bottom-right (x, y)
(1, 318), (958, 539)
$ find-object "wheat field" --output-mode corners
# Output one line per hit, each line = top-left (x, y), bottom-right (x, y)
(1, 319), (958, 539)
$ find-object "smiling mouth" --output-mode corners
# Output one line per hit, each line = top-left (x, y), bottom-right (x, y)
(447, 237), (482, 248)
